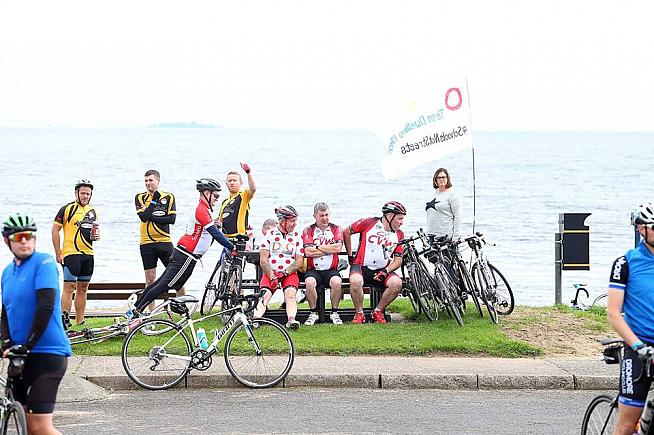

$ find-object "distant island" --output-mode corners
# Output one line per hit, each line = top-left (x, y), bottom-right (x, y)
(148, 122), (218, 128)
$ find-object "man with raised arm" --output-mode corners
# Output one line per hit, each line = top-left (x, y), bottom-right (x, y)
(343, 201), (406, 324)
(219, 162), (256, 238)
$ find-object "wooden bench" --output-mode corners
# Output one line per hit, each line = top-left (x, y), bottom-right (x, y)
(71, 282), (177, 317)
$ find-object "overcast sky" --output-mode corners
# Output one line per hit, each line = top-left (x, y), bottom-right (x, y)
(0, 0), (652, 130)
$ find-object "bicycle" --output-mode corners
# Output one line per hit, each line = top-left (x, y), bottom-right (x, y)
(466, 232), (515, 320)
(0, 351), (28, 434)
(66, 295), (197, 345)
(399, 233), (440, 321)
(200, 235), (249, 317)
(570, 284), (608, 312)
(121, 291), (294, 390)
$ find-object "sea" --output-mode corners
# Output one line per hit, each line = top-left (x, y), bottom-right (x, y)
(0, 128), (651, 308)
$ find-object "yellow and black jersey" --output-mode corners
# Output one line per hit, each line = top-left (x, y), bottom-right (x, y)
(219, 189), (252, 237)
(135, 190), (176, 245)
(53, 202), (99, 257)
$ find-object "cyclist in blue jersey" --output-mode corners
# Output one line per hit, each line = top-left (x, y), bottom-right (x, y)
(607, 202), (654, 435)
(1, 213), (71, 435)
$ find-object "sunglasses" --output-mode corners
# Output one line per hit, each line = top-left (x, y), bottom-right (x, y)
(7, 231), (35, 242)
(211, 191), (221, 199)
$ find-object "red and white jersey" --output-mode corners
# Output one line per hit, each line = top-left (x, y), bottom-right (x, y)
(302, 223), (343, 270)
(259, 228), (304, 273)
(350, 217), (404, 269)
(177, 200), (214, 256)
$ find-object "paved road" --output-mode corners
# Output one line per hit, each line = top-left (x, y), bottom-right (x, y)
(54, 387), (611, 434)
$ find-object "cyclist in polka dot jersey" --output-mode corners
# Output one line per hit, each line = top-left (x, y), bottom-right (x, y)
(257, 205), (305, 330)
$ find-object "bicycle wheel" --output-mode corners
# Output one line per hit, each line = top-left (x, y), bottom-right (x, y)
(434, 264), (464, 326)
(458, 261), (483, 318)
(401, 264), (421, 315)
(415, 262), (440, 321)
(224, 317), (294, 388)
(581, 395), (617, 435)
(68, 326), (124, 346)
(2, 400), (27, 435)
(472, 262), (499, 324)
(591, 293), (608, 309)
(121, 319), (192, 390)
(408, 264), (435, 321)
(486, 263), (515, 315)
(218, 265), (243, 323)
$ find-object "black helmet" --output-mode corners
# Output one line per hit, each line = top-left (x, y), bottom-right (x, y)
(75, 179), (94, 190)
(196, 178), (222, 192)
(2, 213), (37, 237)
(382, 201), (407, 215)
(275, 205), (298, 220)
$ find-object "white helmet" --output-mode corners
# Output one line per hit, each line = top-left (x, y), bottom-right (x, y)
(635, 202), (654, 225)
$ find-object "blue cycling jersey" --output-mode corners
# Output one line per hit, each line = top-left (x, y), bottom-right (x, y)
(1, 252), (72, 356)
(609, 241), (654, 342)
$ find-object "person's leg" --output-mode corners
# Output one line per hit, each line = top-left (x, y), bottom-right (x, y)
(135, 251), (195, 311)
(614, 346), (651, 434)
(23, 355), (67, 435)
(159, 243), (185, 296)
(61, 282), (76, 317)
(304, 276), (318, 310)
(283, 286), (298, 321)
(615, 404), (642, 435)
(349, 268), (365, 311)
(60, 256), (79, 316)
(27, 414), (61, 435)
(376, 274), (402, 311)
(328, 274), (343, 309)
(74, 281), (89, 325)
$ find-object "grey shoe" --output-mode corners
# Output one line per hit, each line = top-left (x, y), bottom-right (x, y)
(304, 312), (319, 326)
(329, 312), (343, 325)
(286, 319), (300, 330)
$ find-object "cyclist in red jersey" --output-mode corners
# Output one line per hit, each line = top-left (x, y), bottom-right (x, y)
(132, 178), (235, 314)
(256, 206), (305, 330)
(343, 201), (406, 324)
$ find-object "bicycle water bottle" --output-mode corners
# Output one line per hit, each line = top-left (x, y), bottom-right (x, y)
(197, 328), (208, 350)
(640, 401), (654, 434)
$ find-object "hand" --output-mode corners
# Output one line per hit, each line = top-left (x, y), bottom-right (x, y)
(373, 269), (388, 282)
(240, 162), (251, 174)
(348, 255), (355, 266)
(152, 190), (161, 201)
(635, 344), (654, 360)
(7, 344), (28, 356)
(56, 253), (63, 264)
(230, 249), (238, 257)
(274, 271), (286, 280)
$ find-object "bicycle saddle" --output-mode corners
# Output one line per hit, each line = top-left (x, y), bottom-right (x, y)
(170, 295), (199, 304)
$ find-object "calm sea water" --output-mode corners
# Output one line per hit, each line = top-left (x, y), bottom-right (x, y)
(0, 128), (651, 307)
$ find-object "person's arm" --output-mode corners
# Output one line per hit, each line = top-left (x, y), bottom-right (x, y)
(259, 249), (274, 279)
(207, 225), (234, 251)
(241, 162), (256, 197)
(136, 192), (161, 222)
(151, 192), (177, 225)
(385, 255), (403, 274)
(450, 191), (462, 241)
(343, 226), (352, 256)
(24, 288), (56, 350)
(285, 254), (304, 275)
(315, 240), (342, 255)
(51, 223), (63, 264)
(1, 305), (12, 351)
(607, 288), (640, 348)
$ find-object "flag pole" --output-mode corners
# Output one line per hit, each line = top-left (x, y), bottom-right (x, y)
(465, 77), (477, 233)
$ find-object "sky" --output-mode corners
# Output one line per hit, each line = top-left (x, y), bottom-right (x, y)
(0, 0), (652, 131)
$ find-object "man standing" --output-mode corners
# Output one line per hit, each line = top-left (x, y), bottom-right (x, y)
(301, 203), (344, 325)
(52, 179), (99, 326)
(219, 162), (256, 238)
(257, 206), (304, 330)
(135, 170), (182, 294)
(343, 201), (406, 324)
(131, 178), (235, 315)
(2, 213), (71, 435)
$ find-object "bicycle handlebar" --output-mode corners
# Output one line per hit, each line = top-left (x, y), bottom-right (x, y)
(233, 290), (266, 314)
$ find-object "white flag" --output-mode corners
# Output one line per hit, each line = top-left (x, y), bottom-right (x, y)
(379, 78), (472, 180)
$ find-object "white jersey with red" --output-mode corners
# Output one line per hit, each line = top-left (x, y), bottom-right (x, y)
(177, 200), (215, 256)
(302, 223), (343, 270)
(350, 217), (404, 270)
(259, 227), (304, 273)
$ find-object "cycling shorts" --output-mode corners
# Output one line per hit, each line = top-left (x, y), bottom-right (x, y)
(619, 344), (654, 408)
(139, 242), (174, 270)
(260, 273), (300, 294)
(63, 254), (94, 282)
(12, 354), (68, 414)
(349, 264), (399, 289)
(304, 269), (341, 289)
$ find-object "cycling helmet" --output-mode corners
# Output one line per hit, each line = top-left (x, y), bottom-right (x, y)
(634, 202), (654, 225)
(196, 178), (222, 192)
(2, 213), (37, 237)
(382, 201), (407, 215)
(275, 205), (298, 220)
(75, 179), (94, 190)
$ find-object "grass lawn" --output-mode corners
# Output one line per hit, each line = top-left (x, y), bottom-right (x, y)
(71, 298), (541, 357)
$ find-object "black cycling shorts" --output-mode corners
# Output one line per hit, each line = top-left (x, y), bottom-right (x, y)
(135, 249), (197, 311)
(304, 269), (341, 289)
(140, 242), (174, 270)
(619, 344), (654, 408)
(12, 354), (68, 414)
(62, 254), (94, 282)
(349, 264), (399, 289)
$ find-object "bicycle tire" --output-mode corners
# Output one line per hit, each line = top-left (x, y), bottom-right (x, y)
(581, 395), (617, 435)
(472, 262), (499, 323)
(138, 303), (180, 336)
(401, 264), (421, 315)
(408, 264), (435, 321)
(224, 317), (294, 388)
(121, 319), (192, 390)
(458, 261), (483, 318)
(591, 293), (608, 309)
(2, 400), (27, 435)
(434, 264), (464, 326)
(415, 262), (440, 321)
(486, 263), (515, 315)
(68, 326), (124, 346)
